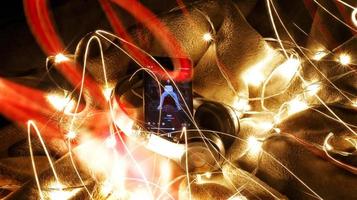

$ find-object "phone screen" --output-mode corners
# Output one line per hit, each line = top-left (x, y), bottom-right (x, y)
(144, 57), (193, 138)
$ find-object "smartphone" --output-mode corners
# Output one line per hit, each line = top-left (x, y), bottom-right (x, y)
(144, 57), (193, 138)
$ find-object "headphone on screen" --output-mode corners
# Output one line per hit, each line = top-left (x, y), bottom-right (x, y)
(113, 73), (240, 173)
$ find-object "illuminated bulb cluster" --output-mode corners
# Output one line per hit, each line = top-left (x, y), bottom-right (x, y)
(54, 53), (70, 64)
(338, 54), (351, 65)
(202, 33), (213, 42)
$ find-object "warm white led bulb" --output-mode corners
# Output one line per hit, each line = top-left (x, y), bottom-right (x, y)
(47, 93), (75, 114)
(243, 69), (265, 86)
(247, 136), (262, 154)
(103, 85), (114, 101)
(312, 50), (327, 61)
(202, 33), (213, 41)
(54, 53), (70, 64)
(339, 54), (351, 65)
(287, 97), (308, 115)
(305, 82), (321, 96)
(66, 131), (77, 140)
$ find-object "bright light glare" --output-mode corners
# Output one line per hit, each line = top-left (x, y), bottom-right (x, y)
(352, 100), (357, 108)
(130, 188), (153, 200)
(227, 195), (248, 200)
(312, 50), (327, 61)
(47, 93), (75, 114)
(339, 54), (351, 65)
(287, 97), (308, 115)
(105, 135), (117, 148)
(228, 195), (248, 200)
(232, 97), (251, 112)
(47, 182), (80, 200)
(66, 131), (77, 140)
(204, 171), (212, 178)
(146, 134), (185, 161)
(196, 174), (203, 184)
(54, 53), (70, 64)
(259, 122), (274, 131)
(160, 160), (171, 184)
(275, 57), (300, 80)
(101, 180), (113, 197)
(305, 82), (321, 96)
(202, 33), (213, 41)
(243, 68), (265, 86)
(247, 136), (262, 154)
(103, 85), (114, 101)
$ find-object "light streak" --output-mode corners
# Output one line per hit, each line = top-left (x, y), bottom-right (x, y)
(24, 0), (107, 105)
(268, 0), (357, 137)
(335, 1), (356, 28)
(7, 0), (356, 199)
(353, 8), (357, 27)
(313, 0), (357, 32)
(110, 0), (193, 82)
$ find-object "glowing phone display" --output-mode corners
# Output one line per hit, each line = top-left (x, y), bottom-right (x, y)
(144, 57), (193, 138)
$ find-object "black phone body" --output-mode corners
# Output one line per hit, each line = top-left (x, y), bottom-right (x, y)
(143, 57), (193, 138)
